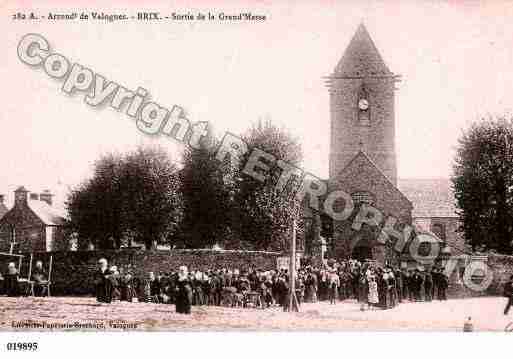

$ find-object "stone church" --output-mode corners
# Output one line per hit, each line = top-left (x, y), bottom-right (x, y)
(302, 24), (464, 266)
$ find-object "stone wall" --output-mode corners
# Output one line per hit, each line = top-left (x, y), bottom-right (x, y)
(0, 249), (280, 296)
(443, 254), (513, 298)
(486, 254), (513, 296)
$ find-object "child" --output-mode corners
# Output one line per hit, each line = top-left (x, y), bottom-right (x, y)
(329, 271), (340, 304)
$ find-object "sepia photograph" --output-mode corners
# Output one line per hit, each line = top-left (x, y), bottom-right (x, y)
(1, 0), (513, 356)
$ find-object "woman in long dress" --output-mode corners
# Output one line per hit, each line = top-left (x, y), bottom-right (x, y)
(175, 266), (193, 314)
(4, 262), (20, 297)
(94, 258), (113, 303)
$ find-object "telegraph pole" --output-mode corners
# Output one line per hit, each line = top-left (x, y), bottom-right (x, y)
(288, 219), (300, 312)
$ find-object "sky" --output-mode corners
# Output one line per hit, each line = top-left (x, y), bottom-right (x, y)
(1, 0), (513, 209)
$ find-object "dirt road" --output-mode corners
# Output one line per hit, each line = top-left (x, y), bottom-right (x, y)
(1, 296), (511, 331)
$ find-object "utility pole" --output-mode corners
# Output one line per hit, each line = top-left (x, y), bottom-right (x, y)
(288, 219), (300, 312)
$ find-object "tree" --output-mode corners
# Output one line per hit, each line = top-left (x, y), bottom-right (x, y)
(452, 117), (513, 254)
(121, 146), (182, 249)
(67, 146), (182, 250)
(179, 136), (233, 248)
(233, 120), (304, 251)
(67, 153), (124, 249)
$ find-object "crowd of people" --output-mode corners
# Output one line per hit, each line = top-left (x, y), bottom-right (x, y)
(0, 260), (49, 296)
(93, 258), (450, 314)
(5, 257), (513, 318)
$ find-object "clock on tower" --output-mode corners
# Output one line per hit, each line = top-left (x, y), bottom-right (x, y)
(358, 87), (370, 126)
(327, 23), (399, 185)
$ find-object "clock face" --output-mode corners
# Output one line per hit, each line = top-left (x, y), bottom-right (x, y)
(358, 98), (369, 110)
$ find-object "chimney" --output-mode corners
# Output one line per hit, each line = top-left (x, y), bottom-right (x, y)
(40, 190), (53, 206)
(29, 193), (39, 201)
(14, 186), (29, 206)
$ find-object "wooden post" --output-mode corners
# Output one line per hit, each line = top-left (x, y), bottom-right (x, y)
(288, 220), (300, 312)
(28, 253), (33, 281)
(47, 255), (53, 297)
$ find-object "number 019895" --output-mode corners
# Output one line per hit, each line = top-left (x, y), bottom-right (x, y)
(6, 342), (38, 351)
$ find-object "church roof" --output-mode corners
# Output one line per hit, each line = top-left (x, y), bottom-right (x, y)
(333, 150), (412, 208)
(333, 23), (392, 77)
(397, 178), (458, 218)
(28, 199), (67, 226)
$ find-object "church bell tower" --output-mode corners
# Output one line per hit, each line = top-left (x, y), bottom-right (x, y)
(327, 24), (400, 186)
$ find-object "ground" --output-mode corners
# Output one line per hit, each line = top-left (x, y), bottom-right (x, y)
(0, 296), (512, 331)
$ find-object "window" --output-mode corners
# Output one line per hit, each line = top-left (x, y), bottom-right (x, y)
(431, 222), (446, 242)
(351, 191), (375, 206)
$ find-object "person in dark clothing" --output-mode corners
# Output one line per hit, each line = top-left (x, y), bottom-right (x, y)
(166, 272), (178, 304)
(412, 270), (423, 301)
(202, 273), (212, 306)
(407, 271), (415, 301)
(248, 270), (259, 292)
(395, 269), (403, 303)
(437, 271), (448, 300)
(175, 266), (192, 314)
(119, 271), (136, 302)
(108, 266), (121, 301)
(4, 262), (20, 297)
(431, 268), (438, 300)
(503, 275), (513, 315)
(377, 270), (387, 308)
(278, 276), (290, 311)
(402, 270), (410, 301)
(150, 272), (162, 296)
(212, 273), (223, 306)
(387, 270), (397, 308)
(304, 270), (317, 303)
(424, 272), (433, 302)
(94, 258), (113, 303)
(149, 272), (161, 297)
(31, 260), (48, 297)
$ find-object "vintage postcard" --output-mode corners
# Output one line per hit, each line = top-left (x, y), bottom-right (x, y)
(1, 0), (513, 355)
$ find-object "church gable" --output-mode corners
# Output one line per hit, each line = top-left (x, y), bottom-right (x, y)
(329, 151), (412, 223)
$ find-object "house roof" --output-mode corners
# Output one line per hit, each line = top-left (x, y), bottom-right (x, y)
(397, 178), (458, 218)
(28, 200), (67, 226)
(0, 203), (8, 220)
